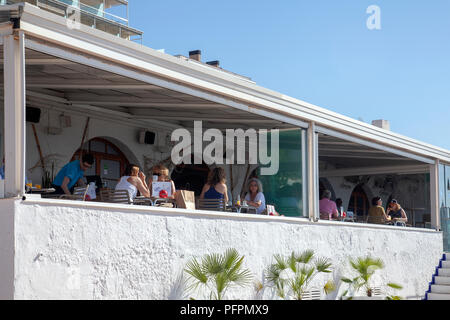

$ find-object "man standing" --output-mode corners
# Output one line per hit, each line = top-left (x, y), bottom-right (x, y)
(51, 153), (94, 195)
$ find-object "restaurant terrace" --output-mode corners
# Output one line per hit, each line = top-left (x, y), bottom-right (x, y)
(0, 2), (449, 300)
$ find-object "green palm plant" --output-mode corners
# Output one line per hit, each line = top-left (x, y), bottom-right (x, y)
(265, 250), (335, 300)
(184, 248), (253, 300)
(340, 256), (403, 299)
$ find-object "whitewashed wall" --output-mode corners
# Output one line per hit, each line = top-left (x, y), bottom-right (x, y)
(0, 198), (443, 300)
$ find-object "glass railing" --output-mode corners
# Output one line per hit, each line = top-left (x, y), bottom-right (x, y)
(4, 0), (142, 40)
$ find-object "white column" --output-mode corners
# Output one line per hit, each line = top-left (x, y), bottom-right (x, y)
(307, 122), (319, 221)
(430, 160), (440, 230)
(3, 31), (26, 198)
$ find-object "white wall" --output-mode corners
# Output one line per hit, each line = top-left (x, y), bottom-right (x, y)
(3, 198), (443, 300)
(0, 199), (15, 299)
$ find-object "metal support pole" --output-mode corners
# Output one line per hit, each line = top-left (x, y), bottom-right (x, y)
(3, 31), (26, 198)
(430, 159), (440, 230)
(307, 122), (319, 221)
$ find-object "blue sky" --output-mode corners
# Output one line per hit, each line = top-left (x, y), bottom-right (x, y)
(118, 1), (450, 150)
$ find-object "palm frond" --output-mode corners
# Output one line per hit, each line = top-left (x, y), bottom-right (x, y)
(295, 250), (315, 264)
(341, 277), (353, 284)
(203, 253), (225, 276)
(184, 258), (208, 285)
(315, 257), (333, 273)
(273, 254), (288, 271)
(288, 253), (297, 272)
(265, 264), (283, 285)
(387, 283), (403, 290)
(223, 248), (240, 270)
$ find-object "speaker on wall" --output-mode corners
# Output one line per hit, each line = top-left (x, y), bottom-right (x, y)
(139, 130), (156, 145)
(26, 107), (41, 123)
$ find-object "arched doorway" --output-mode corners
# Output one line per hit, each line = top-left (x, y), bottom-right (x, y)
(72, 137), (130, 189)
(348, 184), (370, 221)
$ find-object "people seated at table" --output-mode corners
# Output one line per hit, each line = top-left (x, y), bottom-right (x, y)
(199, 167), (229, 203)
(319, 189), (339, 220)
(243, 178), (266, 215)
(115, 164), (150, 201)
(367, 196), (391, 224)
(149, 164), (176, 199)
(51, 153), (95, 195)
(387, 199), (408, 223)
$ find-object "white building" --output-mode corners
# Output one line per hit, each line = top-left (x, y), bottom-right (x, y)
(0, 1), (449, 300)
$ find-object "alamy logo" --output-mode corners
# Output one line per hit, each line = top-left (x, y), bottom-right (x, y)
(366, 5), (381, 30)
(171, 121), (279, 176)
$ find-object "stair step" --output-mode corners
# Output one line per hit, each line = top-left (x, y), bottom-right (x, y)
(427, 293), (450, 300)
(435, 277), (450, 286)
(431, 285), (450, 294)
(439, 269), (450, 277)
(442, 261), (450, 268)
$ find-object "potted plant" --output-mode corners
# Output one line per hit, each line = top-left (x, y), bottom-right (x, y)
(340, 256), (403, 300)
(183, 248), (253, 300)
(264, 250), (335, 300)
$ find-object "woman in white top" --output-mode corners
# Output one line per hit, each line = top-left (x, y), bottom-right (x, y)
(244, 178), (266, 215)
(115, 164), (150, 201)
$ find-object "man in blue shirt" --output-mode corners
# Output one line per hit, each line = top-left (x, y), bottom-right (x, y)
(51, 153), (94, 195)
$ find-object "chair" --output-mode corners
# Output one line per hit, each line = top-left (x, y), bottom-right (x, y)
(394, 221), (407, 227)
(100, 189), (132, 204)
(366, 215), (389, 225)
(197, 198), (226, 212)
(320, 211), (331, 220)
(59, 187), (88, 201)
(416, 214), (431, 228)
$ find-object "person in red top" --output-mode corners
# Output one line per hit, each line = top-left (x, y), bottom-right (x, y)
(319, 190), (339, 220)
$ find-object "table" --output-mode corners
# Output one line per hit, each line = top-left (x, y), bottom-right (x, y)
(26, 187), (56, 194)
(334, 216), (355, 223)
(229, 205), (257, 214)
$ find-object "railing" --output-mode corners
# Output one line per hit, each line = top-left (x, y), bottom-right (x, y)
(6, 0), (128, 25)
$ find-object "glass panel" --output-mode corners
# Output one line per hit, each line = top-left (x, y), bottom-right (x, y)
(446, 166), (450, 208)
(439, 165), (446, 209)
(100, 159), (121, 189)
(84, 159), (96, 177)
(442, 165), (450, 252)
(107, 144), (119, 156)
(258, 129), (304, 217)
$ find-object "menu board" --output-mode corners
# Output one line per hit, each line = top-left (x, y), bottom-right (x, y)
(152, 182), (172, 198)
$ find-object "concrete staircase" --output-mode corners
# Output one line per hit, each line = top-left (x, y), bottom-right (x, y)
(425, 253), (450, 300)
